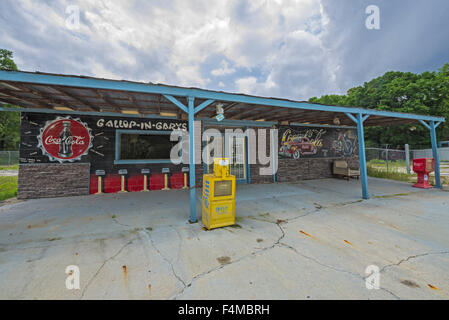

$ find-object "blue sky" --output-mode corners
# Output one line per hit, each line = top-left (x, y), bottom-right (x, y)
(1, 0), (448, 101)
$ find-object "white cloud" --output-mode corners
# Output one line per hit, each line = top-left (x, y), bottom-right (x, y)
(1, 0), (448, 101)
(235, 74), (277, 96)
(211, 60), (236, 76)
(235, 76), (258, 94)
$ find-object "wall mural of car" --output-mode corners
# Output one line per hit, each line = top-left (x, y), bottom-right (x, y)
(279, 129), (318, 159)
(279, 126), (358, 159)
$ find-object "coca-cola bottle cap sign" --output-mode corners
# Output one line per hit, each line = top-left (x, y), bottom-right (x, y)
(37, 116), (93, 163)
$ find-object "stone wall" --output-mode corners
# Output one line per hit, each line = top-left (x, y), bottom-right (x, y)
(18, 163), (90, 199)
(195, 164), (204, 187)
(276, 157), (359, 183)
(250, 164), (275, 184)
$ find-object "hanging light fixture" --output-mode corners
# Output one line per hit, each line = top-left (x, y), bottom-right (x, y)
(333, 116), (341, 125)
(216, 103), (225, 121)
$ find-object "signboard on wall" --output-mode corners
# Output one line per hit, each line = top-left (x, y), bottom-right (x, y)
(20, 112), (188, 174)
(37, 116), (93, 163)
(278, 125), (358, 159)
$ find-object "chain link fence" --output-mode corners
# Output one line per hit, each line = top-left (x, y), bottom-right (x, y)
(411, 147), (449, 162)
(0, 151), (19, 166)
(367, 146), (449, 171)
(365, 145), (449, 186)
(366, 147), (408, 174)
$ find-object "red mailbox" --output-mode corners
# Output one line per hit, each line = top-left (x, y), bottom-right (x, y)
(412, 158), (434, 189)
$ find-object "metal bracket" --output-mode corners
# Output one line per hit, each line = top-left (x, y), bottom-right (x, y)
(163, 94), (188, 113)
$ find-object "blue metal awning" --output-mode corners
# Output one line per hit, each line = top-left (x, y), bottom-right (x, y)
(0, 70), (444, 125)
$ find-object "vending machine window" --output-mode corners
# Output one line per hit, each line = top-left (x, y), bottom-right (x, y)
(214, 180), (233, 197)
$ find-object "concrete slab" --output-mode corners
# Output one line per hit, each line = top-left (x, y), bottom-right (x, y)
(0, 178), (448, 299)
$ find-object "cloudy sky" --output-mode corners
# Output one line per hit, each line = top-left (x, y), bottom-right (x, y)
(1, 0), (448, 101)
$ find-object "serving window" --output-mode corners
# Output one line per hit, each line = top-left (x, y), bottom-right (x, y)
(115, 130), (182, 164)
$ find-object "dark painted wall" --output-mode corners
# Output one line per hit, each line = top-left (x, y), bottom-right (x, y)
(18, 113), (360, 199)
(20, 112), (188, 176)
(279, 125), (358, 159)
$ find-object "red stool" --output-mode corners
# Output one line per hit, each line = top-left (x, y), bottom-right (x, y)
(170, 172), (186, 189)
(89, 174), (99, 194)
(104, 174), (122, 193)
(150, 174), (165, 191)
(128, 174), (144, 192)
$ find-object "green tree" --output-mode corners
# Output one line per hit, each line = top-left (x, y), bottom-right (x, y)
(0, 49), (18, 71)
(309, 64), (449, 149)
(0, 49), (20, 151)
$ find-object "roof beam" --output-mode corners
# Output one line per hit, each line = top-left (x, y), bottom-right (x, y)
(345, 112), (357, 124)
(199, 101), (239, 117)
(162, 94), (188, 113)
(0, 105), (178, 119)
(263, 110), (310, 121)
(229, 106), (263, 120)
(8, 83), (69, 109)
(126, 92), (139, 109)
(96, 90), (121, 113)
(52, 86), (101, 112)
(0, 96), (40, 107)
(245, 108), (282, 120)
(0, 89), (54, 109)
(158, 95), (161, 113)
(195, 99), (215, 114)
(419, 120), (431, 130)
(364, 117), (413, 125)
(223, 102), (239, 112)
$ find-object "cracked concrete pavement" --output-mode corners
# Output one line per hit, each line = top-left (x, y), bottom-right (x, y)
(0, 177), (448, 299)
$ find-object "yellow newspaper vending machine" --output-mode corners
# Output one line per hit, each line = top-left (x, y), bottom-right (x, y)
(202, 158), (236, 230)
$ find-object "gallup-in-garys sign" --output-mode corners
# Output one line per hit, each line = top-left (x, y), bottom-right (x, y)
(37, 116), (93, 163)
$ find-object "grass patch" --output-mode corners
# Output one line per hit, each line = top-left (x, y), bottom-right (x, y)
(367, 166), (414, 182)
(0, 165), (18, 171)
(367, 159), (386, 165)
(0, 176), (18, 201)
(367, 159), (407, 169)
(367, 165), (449, 186)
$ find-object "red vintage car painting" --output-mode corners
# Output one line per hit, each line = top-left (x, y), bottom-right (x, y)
(279, 133), (317, 159)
